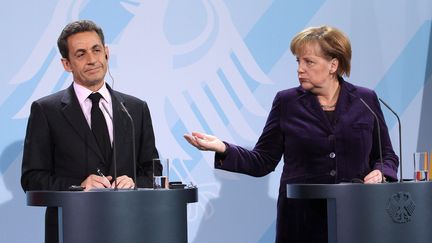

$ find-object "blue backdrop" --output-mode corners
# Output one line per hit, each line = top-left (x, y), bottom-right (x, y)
(1, 1), (431, 242)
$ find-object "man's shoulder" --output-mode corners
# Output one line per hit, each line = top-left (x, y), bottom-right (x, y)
(34, 88), (69, 105)
(111, 90), (146, 105)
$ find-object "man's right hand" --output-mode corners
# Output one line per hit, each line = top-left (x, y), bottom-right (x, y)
(81, 174), (112, 191)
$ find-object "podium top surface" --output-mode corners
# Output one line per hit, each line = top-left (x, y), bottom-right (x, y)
(286, 181), (432, 199)
(27, 187), (198, 207)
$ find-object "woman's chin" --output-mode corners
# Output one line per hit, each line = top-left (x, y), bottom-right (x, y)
(300, 82), (313, 90)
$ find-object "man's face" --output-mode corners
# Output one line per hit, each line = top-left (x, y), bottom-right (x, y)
(61, 31), (108, 91)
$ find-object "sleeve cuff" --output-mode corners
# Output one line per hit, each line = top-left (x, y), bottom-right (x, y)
(215, 142), (229, 167)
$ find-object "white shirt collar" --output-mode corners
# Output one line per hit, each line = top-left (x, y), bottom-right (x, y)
(73, 82), (112, 104)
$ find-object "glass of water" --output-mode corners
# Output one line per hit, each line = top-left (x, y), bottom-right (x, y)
(153, 158), (169, 189)
(414, 152), (429, 181)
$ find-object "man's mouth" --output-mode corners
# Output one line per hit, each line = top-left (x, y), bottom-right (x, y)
(86, 66), (102, 73)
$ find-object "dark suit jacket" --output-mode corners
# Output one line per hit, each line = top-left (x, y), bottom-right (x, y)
(215, 79), (399, 242)
(21, 84), (160, 243)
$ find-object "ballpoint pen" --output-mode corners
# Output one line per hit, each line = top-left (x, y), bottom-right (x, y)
(96, 168), (107, 180)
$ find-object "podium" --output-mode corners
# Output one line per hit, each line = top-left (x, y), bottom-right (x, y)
(286, 182), (432, 243)
(27, 188), (198, 243)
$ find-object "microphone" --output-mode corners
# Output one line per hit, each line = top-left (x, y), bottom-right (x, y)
(378, 98), (403, 182)
(359, 98), (385, 183)
(119, 102), (137, 190)
(101, 102), (118, 190)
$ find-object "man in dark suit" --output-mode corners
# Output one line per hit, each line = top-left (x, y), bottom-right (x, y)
(21, 20), (161, 243)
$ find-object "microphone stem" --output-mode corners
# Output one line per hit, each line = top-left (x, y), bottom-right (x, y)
(360, 98), (384, 183)
(101, 102), (117, 190)
(379, 98), (403, 182)
(112, 138), (118, 190)
(131, 117), (137, 190)
(120, 102), (137, 190)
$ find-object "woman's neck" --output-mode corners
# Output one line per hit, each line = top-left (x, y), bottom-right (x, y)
(317, 80), (340, 110)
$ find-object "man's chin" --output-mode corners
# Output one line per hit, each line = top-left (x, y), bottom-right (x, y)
(77, 78), (105, 89)
(85, 74), (105, 84)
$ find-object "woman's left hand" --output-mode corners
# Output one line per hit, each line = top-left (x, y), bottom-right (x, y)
(363, 169), (384, 184)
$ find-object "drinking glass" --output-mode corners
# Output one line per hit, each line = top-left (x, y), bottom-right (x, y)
(413, 152), (429, 181)
(153, 158), (169, 189)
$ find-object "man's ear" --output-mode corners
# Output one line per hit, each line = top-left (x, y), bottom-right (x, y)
(61, 58), (72, 72)
(104, 46), (109, 60)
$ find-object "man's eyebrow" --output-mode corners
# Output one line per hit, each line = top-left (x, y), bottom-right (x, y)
(73, 44), (102, 55)
(91, 44), (103, 49)
(74, 48), (86, 55)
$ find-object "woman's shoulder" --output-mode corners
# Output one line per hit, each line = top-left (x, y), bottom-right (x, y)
(275, 86), (303, 100)
(343, 80), (377, 98)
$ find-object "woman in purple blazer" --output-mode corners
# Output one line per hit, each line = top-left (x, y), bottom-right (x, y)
(184, 25), (398, 243)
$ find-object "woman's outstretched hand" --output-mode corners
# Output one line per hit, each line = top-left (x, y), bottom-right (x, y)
(184, 131), (226, 153)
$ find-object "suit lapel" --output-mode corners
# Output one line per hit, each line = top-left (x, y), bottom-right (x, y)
(297, 90), (322, 119)
(297, 87), (333, 131)
(60, 85), (105, 163)
(335, 80), (356, 119)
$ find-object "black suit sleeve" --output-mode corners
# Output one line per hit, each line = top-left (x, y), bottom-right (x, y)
(21, 102), (81, 191)
(135, 101), (160, 188)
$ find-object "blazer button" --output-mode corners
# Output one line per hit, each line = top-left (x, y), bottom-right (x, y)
(330, 170), (336, 176)
(329, 152), (336, 158)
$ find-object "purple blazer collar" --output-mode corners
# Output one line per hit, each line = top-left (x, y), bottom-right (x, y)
(295, 78), (360, 129)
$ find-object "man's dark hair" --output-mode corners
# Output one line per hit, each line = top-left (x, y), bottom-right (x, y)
(57, 20), (105, 59)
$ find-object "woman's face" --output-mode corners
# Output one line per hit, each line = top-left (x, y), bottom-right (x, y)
(295, 43), (338, 92)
